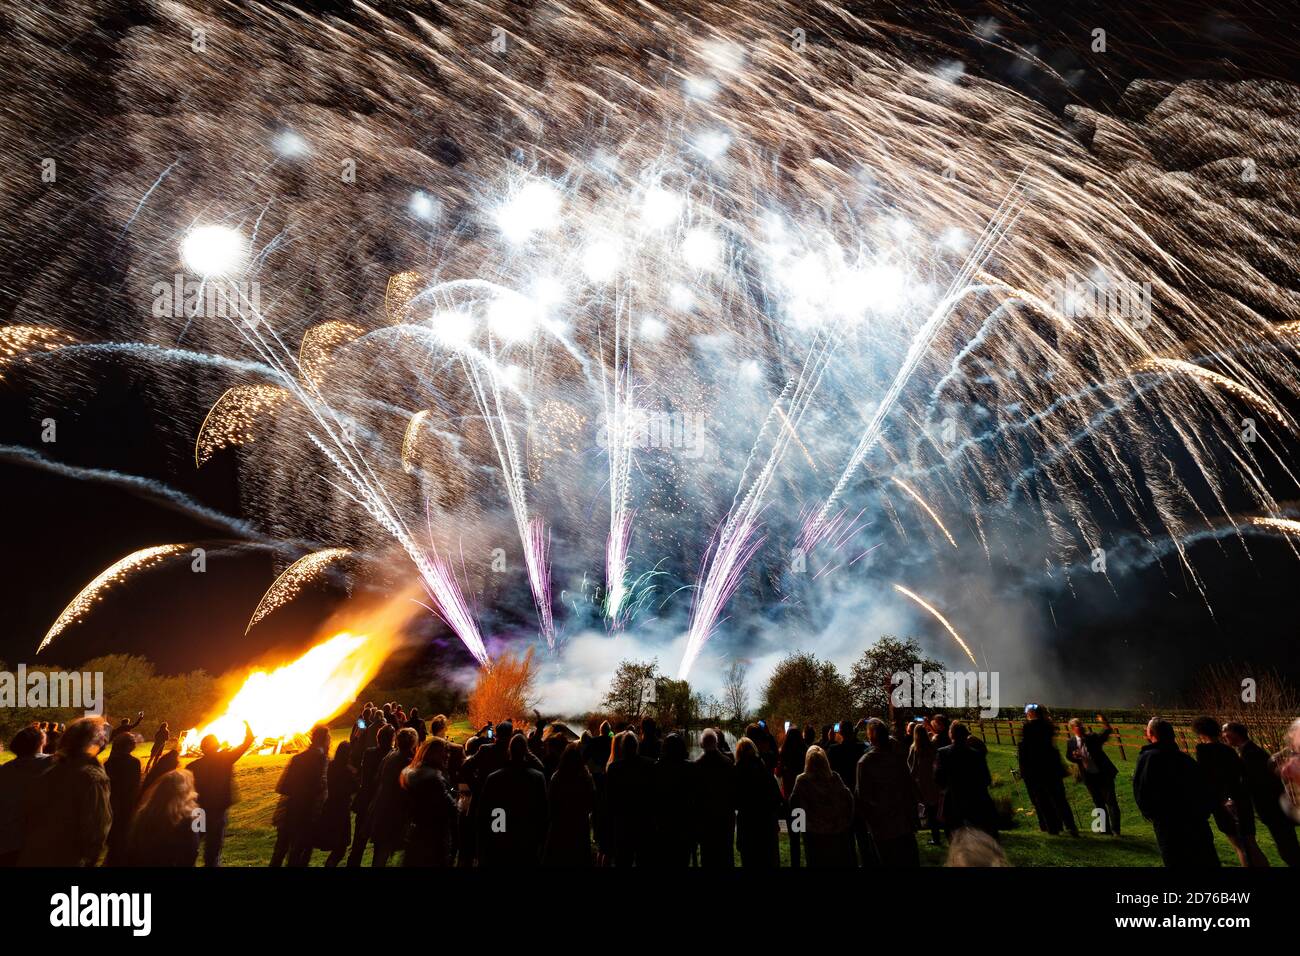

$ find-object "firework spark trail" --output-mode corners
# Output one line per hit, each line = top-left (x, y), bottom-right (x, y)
(245, 547), (352, 633)
(889, 476), (958, 548)
(600, 299), (638, 625)
(892, 583), (978, 667)
(809, 176), (1029, 540)
(1134, 357), (1289, 428)
(400, 409), (431, 473)
(39, 544), (190, 652)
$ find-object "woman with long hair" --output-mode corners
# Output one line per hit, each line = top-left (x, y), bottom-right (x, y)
(734, 737), (783, 867)
(543, 742), (595, 866)
(127, 769), (200, 867)
(401, 736), (457, 867)
(908, 721), (943, 846)
(788, 745), (855, 867)
(369, 727), (419, 866)
(777, 725), (808, 866)
(316, 740), (357, 867)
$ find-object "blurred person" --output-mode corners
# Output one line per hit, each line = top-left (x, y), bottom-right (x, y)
(19, 717), (112, 866)
(1066, 716), (1121, 835)
(857, 718), (921, 866)
(734, 736), (783, 867)
(271, 724), (331, 867)
(640, 717), (662, 762)
(476, 734), (548, 866)
(694, 729), (738, 867)
(103, 731), (142, 867)
(1017, 705), (1076, 836)
(144, 721), (171, 775)
(126, 769), (200, 867)
(186, 721), (255, 867)
(347, 722), (395, 866)
(777, 725), (808, 866)
(1223, 721), (1299, 866)
(652, 732), (695, 866)
(908, 721), (943, 846)
(317, 740), (358, 867)
(111, 711), (144, 741)
(140, 748), (179, 796)
(401, 736), (457, 867)
(405, 707), (426, 744)
(929, 713), (951, 749)
(1133, 717), (1219, 867)
(946, 826), (1009, 867)
(605, 731), (656, 866)
(1193, 715), (1267, 866)
(44, 723), (61, 755)
(788, 745), (855, 866)
(0, 726), (50, 866)
(369, 726), (419, 866)
(544, 741), (595, 866)
(934, 722), (998, 837)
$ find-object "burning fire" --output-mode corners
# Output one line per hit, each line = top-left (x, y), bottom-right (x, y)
(180, 630), (392, 754)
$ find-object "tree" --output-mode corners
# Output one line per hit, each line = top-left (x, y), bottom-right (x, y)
(693, 692), (723, 725)
(602, 659), (660, 723)
(759, 652), (852, 729)
(722, 660), (750, 726)
(849, 636), (946, 719)
(652, 676), (697, 730)
(468, 647), (538, 730)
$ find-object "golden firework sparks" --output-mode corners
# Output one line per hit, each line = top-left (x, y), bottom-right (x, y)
(195, 384), (290, 467)
(245, 547), (352, 633)
(890, 476), (958, 548)
(1134, 357), (1288, 428)
(298, 320), (365, 385)
(892, 583), (977, 666)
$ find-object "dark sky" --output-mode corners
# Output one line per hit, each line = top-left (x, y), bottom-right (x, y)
(2, 1), (1298, 703)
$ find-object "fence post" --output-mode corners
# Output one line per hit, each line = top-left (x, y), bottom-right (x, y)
(1008, 719), (1017, 747)
(993, 720), (1001, 745)
(1114, 727), (1127, 761)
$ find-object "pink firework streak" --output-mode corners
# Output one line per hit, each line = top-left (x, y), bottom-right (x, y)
(413, 548), (490, 669)
(605, 510), (634, 627)
(526, 516), (555, 646)
(677, 512), (767, 680)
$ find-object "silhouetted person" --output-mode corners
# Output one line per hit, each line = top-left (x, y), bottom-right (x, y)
(1018, 705), (1076, 836)
(544, 741), (595, 866)
(271, 724), (330, 867)
(317, 740), (357, 867)
(145, 722), (170, 775)
(735, 736), (783, 867)
(857, 719), (921, 866)
(930, 713), (951, 749)
(111, 712), (144, 741)
(1066, 716), (1121, 835)
(694, 729), (738, 867)
(582, 722), (614, 864)
(405, 707), (426, 745)
(103, 731), (142, 867)
(126, 769), (200, 867)
(401, 736), (456, 867)
(606, 731), (656, 866)
(369, 727), (418, 866)
(778, 725), (808, 866)
(639, 717), (662, 762)
(1224, 721), (1300, 866)
(186, 721), (255, 867)
(1133, 717), (1219, 867)
(652, 732), (695, 866)
(908, 721), (943, 845)
(0, 726), (49, 866)
(44, 723), (61, 755)
(476, 734), (548, 866)
(946, 826), (1010, 867)
(347, 723), (395, 866)
(829, 717), (870, 864)
(19, 717), (112, 866)
(1193, 715), (1266, 866)
(789, 745), (855, 866)
(935, 721), (998, 836)
(140, 748), (179, 797)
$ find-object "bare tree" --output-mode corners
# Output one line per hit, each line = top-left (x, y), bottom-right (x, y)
(722, 660), (750, 726)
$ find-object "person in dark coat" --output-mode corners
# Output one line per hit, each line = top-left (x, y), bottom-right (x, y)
(126, 768), (200, 867)
(317, 740), (358, 866)
(1133, 717), (1219, 867)
(401, 736), (457, 867)
(639, 717), (662, 762)
(1193, 716), (1266, 866)
(347, 722), (394, 866)
(829, 718), (870, 864)
(582, 723), (614, 863)
(1017, 705), (1077, 835)
(19, 717), (113, 867)
(1224, 721), (1300, 866)
(734, 736), (783, 867)
(0, 727), (50, 866)
(693, 729), (738, 867)
(140, 748), (180, 797)
(652, 732), (695, 866)
(777, 725), (808, 867)
(544, 741), (595, 866)
(934, 721), (998, 836)
(111, 712), (144, 741)
(369, 727), (418, 866)
(405, 708), (427, 745)
(103, 731), (142, 867)
(929, 713), (951, 749)
(186, 721), (255, 867)
(857, 719), (921, 866)
(1066, 716), (1121, 835)
(476, 734), (548, 866)
(788, 745), (856, 866)
(271, 724), (330, 867)
(605, 731), (656, 866)
(144, 722), (170, 776)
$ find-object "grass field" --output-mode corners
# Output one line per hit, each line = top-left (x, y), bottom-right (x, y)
(4, 725), (1293, 866)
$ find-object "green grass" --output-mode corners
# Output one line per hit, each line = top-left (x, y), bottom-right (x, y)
(3, 726), (1292, 866)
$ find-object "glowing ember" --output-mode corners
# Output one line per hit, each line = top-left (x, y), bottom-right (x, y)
(180, 631), (390, 753)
